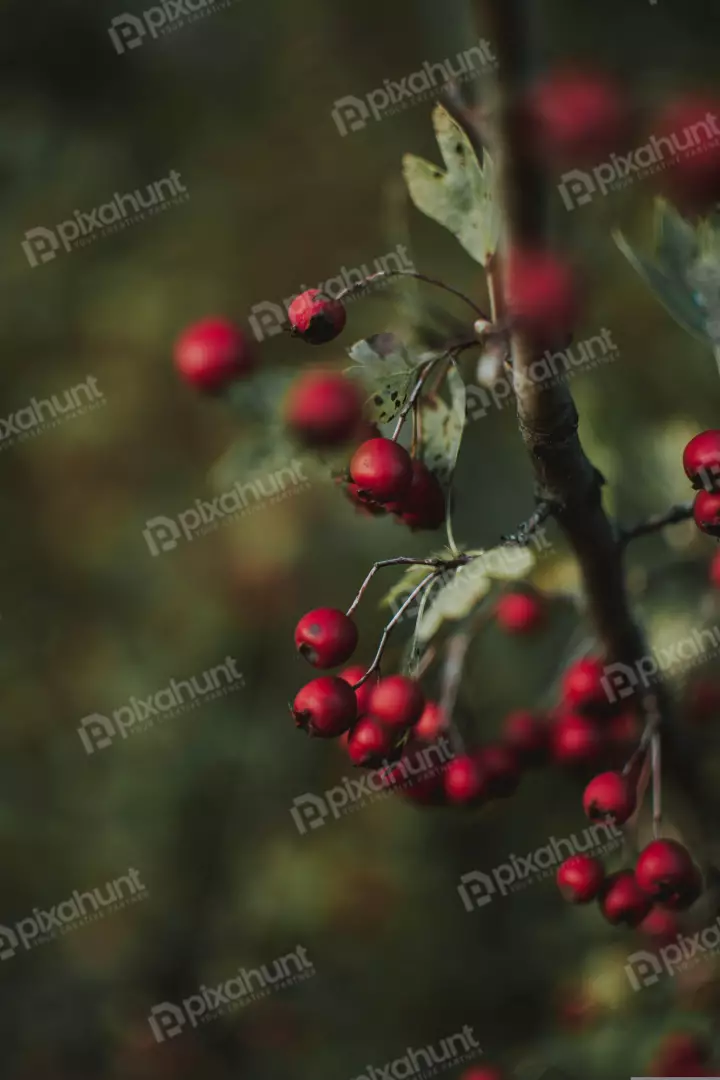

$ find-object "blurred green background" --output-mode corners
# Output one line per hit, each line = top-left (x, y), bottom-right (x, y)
(2, 0), (720, 1077)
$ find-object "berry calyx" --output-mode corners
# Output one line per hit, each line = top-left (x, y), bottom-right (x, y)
(174, 317), (255, 392)
(339, 666), (377, 717)
(389, 460), (446, 531)
(368, 675), (425, 730)
(562, 657), (609, 712)
(346, 717), (396, 767)
(476, 744), (522, 798)
(693, 490), (720, 537)
(551, 712), (604, 766)
(528, 69), (627, 164)
(683, 430), (720, 491)
(635, 839), (701, 909)
(444, 754), (488, 806)
(582, 770), (636, 825)
(288, 289), (346, 345)
(556, 854), (605, 903)
(292, 677), (357, 737)
(294, 608), (358, 669)
(502, 710), (548, 765)
(285, 372), (363, 447)
(495, 590), (544, 634)
(505, 248), (580, 347)
(349, 438), (413, 504)
(599, 870), (652, 927)
(413, 701), (448, 743)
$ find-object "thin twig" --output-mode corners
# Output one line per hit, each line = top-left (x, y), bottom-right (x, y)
(391, 357), (441, 442)
(618, 502), (694, 547)
(353, 572), (442, 687)
(346, 557), (450, 618)
(332, 269), (488, 320)
(500, 501), (552, 546)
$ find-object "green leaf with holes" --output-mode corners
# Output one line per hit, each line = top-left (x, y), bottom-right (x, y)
(345, 332), (420, 423)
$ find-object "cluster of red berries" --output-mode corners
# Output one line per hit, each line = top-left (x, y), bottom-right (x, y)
(684, 430), (720, 537)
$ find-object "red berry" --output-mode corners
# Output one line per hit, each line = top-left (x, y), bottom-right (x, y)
(562, 657), (609, 712)
(413, 701), (448, 743)
(389, 460), (445, 531)
(582, 771), (636, 825)
(285, 372), (363, 447)
(694, 489), (720, 537)
(505, 248), (580, 347)
(606, 709), (641, 750)
(686, 679), (720, 723)
(459, 1068), (506, 1080)
(476, 744), (522, 798)
(346, 718), (396, 766)
(556, 854), (605, 904)
(381, 738), (448, 805)
(349, 438), (413, 504)
(292, 676), (357, 737)
(529, 69), (627, 164)
(638, 906), (680, 945)
(683, 430), (720, 491)
(635, 839), (702, 909)
(650, 1032), (712, 1077)
(599, 870), (652, 927)
(444, 754), (488, 806)
(551, 712), (604, 766)
(294, 608), (358, 669)
(710, 552), (720, 588)
(174, 317), (255, 392)
(288, 288), (346, 345)
(655, 96), (720, 215)
(368, 676), (425, 730)
(495, 591), (544, 634)
(339, 666), (377, 717)
(343, 482), (387, 517)
(502, 710), (548, 765)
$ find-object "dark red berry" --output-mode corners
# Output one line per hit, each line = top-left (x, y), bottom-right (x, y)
(528, 69), (627, 164)
(495, 591), (544, 634)
(650, 1032), (712, 1077)
(505, 248), (580, 347)
(292, 676), (357, 737)
(346, 718), (396, 766)
(683, 430), (720, 491)
(459, 1068), (506, 1080)
(599, 870), (652, 927)
(686, 679), (720, 723)
(606, 709), (641, 751)
(635, 839), (702, 909)
(502, 710), (548, 765)
(285, 371), (363, 447)
(655, 97), (720, 215)
(174, 317), (255, 392)
(413, 701), (448, 743)
(444, 754), (488, 806)
(694, 490), (720, 537)
(349, 438), (413, 504)
(389, 460), (445, 531)
(288, 289), (346, 344)
(556, 854), (605, 904)
(381, 738), (448, 806)
(562, 657), (609, 712)
(476, 744), (522, 798)
(710, 551), (720, 588)
(339, 666), (378, 717)
(638, 906), (680, 946)
(583, 771), (636, 825)
(294, 608), (358, 669)
(551, 712), (604, 766)
(368, 676), (425, 730)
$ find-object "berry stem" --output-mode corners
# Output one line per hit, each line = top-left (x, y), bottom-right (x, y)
(332, 269), (488, 320)
(617, 501), (694, 547)
(352, 571), (442, 688)
(345, 556), (463, 618)
(390, 357), (439, 442)
(651, 730), (662, 839)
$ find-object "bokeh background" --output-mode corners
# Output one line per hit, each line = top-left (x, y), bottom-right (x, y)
(2, 0), (720, 1077)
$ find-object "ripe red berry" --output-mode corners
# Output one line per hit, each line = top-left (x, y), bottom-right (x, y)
(638, 906), (680, 945)
(556, 854), (605, 904)
(285, 371), (363, 447)
(683, 430), (720, 491)
(339, 666), (377, 717)
(459, 1068), (506, 1080)
(502, 710), (548, 765)
(505, 248), (580, 347)
(349, 438), (413, 504)
(368, 675), (425, 730)
(551, 712), (604, 766)
(650, 1032), (712, 1077)
(686, 679), (720, 723)
(606, 709), (641, 751)
(599, 870), (652, 927)
(444, 754), (488, 806)
(174, 317), (255, 392)
(694, 490), (720, 537)
(583, 771), (636, 825)
(413, 701), (448, 743)
(389, 460), (445, 531)
(346, 718), (396, 766)
(655, 96), (720, 214)
(292, 677), (357, 737)
(288, 289), (347, 345)
(495, 591), (544, 634)
(476, 744), (522, 798)
(294, 608), (358, 669)
(562, 657), (609, 712)
(381, 738), (448, 806)
(529, 69), (627, 164)
(710, 551), (720, 588)
(635, 839), (702, 909)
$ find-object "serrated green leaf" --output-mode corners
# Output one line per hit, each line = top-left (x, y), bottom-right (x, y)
(419, 366), (466, 489)
(402, 104), (499, 268)
(346, 332), (417, 423)
(614, 228), (708, 340)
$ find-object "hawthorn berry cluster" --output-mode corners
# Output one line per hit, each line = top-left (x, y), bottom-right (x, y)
(684, 429), (720, 538)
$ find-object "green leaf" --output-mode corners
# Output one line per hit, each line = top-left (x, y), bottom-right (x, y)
(614, 228), (708, 340)
(402, 104), (499, 268)
(208, 428), (307, 493)
(418, 365), (466, 489)
(346, 332), (418, 423)
(379, 558), (445, 612)
(655, 198), (699, 281)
